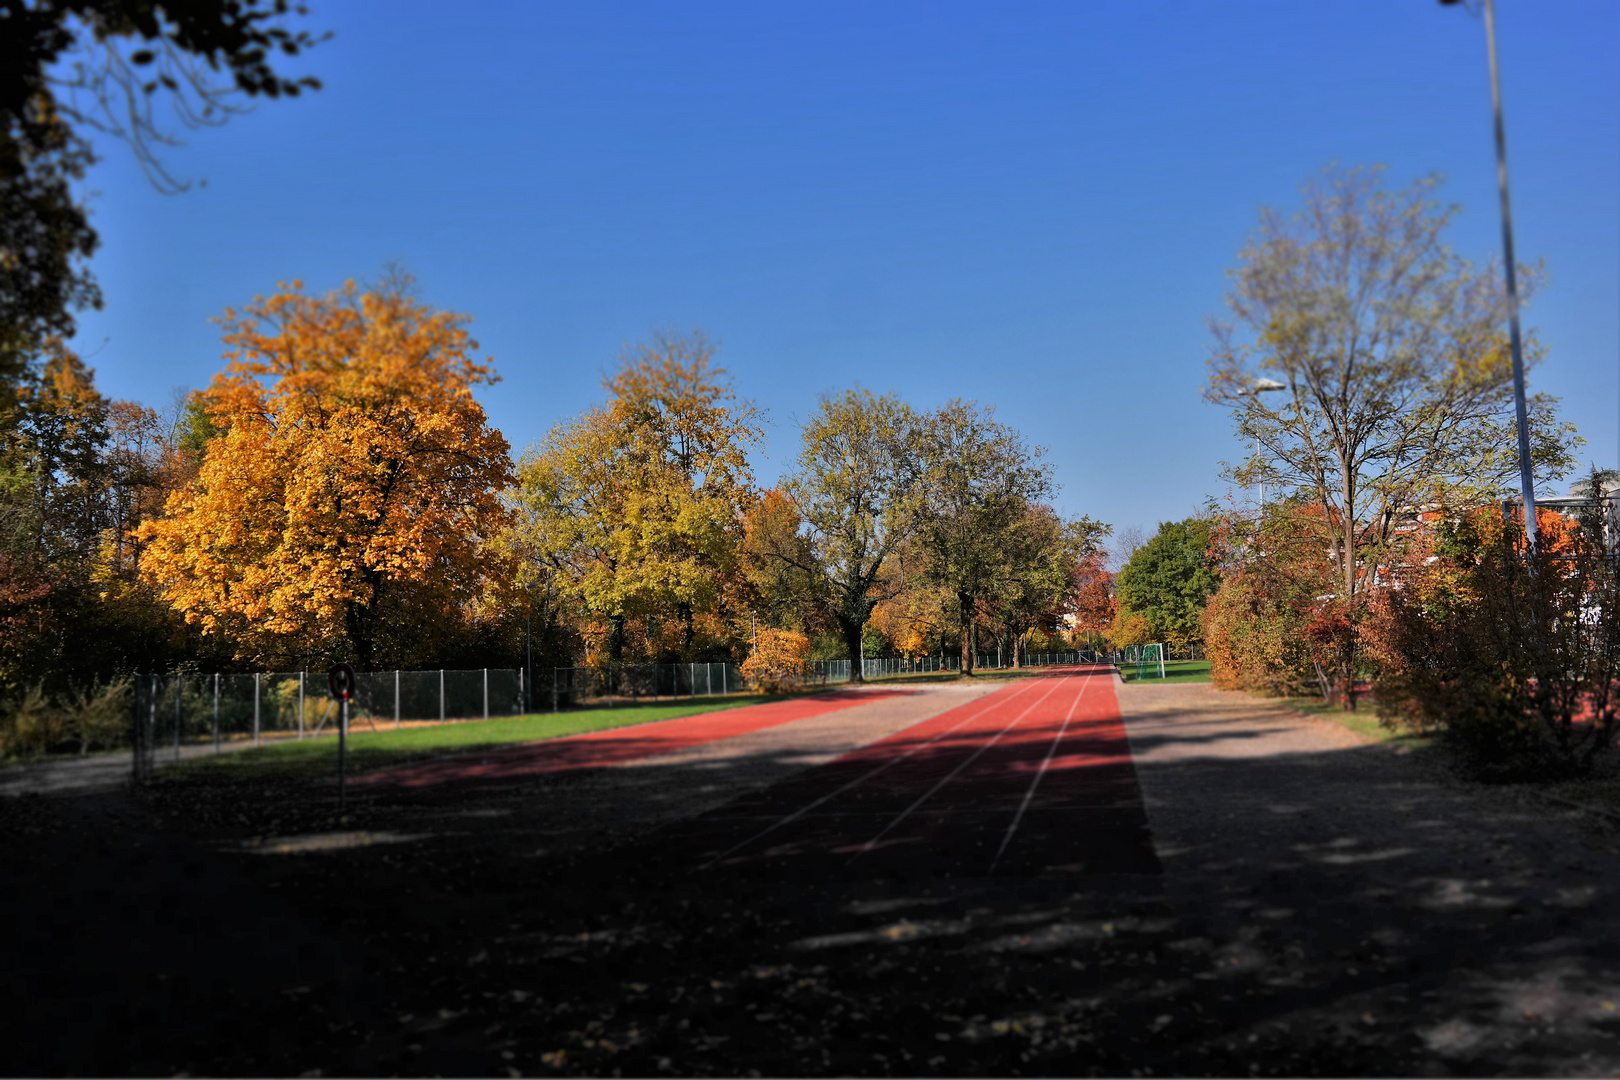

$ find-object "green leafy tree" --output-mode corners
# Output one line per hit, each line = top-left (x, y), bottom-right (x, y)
(1205, 165), (1581, 703)
(1115, 517), (1221, 648)
(916, 399), (1054, 675)
(988, 505), (1109, 666)
(512, 333), (761, 662)
(751, 390), (921, 683)
(0, 342), (114, 692)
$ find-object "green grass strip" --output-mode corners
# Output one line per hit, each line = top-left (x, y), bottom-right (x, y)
(1121, 660), (1211, 684)
(1272, 695), (1435, 752)
(156, 695), (780, 786)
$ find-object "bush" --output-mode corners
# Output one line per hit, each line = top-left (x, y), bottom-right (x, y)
(1202, 573), (1315, 697)
(742, 628), (812, 694)
(1201, 502), (1344, 699)
(0, 678), (134, 758)
(0, 686), (62, 757)
(1366, 502), (1619, 782)
(63, 679), (133, 754)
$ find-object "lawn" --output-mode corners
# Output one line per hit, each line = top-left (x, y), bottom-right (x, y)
(1121, 659), (1212, 684)
(157, 695), (782, 785)
(1272, 694), (1437, 753)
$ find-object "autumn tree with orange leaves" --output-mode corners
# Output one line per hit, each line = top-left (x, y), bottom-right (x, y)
(138, 279), (515, 669)
(1070, 547), (1114, 651)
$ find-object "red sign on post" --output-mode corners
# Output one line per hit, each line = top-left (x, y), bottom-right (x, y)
(329, 663), (356, 701)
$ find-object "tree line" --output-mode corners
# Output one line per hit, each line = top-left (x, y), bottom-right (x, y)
(0, 276), (1119, 738)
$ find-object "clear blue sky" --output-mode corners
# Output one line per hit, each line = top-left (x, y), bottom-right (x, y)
(70, 0), (1619, 539)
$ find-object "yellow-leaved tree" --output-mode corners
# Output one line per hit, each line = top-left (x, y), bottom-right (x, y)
(512, 332), (760, 662)
(138, 279), (515, 668)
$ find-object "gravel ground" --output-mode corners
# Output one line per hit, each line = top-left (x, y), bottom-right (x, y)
(1120, 680), (1620, 1077)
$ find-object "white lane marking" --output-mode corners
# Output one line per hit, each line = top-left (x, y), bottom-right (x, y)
(697, 676), (1050, 870)
(988, 665), (1097, 873)
(845, 674), (1073, 864)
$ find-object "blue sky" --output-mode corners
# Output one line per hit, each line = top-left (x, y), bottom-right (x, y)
(71, 0), (1619, 539)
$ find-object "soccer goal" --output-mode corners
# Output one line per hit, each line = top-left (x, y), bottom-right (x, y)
(1119, 643), (1165, 680)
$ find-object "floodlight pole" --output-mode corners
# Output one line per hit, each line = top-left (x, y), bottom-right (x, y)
(524, 582), (534, 714)
(1453, 0), (1539, 548)
(1242, 380), (1286, 507)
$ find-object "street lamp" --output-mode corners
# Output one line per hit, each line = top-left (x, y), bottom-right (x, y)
(523, 581), (536, 714)
(1441, 0), (1541, 549)
(1240, 378), (1287, 504)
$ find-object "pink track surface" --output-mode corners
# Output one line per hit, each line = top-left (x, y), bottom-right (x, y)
(352, 688), (913, 791)
(668, 665), (1158, 880)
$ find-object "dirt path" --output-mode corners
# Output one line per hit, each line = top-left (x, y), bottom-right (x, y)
(1119, 680), (1620, 1076)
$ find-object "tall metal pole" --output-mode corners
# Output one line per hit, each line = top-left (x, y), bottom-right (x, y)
(1482, 0), (1540, 548)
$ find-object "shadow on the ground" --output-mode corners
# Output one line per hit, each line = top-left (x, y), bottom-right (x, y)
(3, 715), (1618, 1077)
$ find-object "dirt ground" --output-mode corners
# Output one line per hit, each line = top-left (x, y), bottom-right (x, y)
(4, 677), (1620, 1077)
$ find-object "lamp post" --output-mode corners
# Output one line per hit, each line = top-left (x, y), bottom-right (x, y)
(1442, 0), (1540, 549)
(524, 581), (536, 714)
(1240, 378), (1287, 506)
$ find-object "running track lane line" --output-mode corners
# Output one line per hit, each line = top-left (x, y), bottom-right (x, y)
(696, 676), (1051, 870)
(988, 665), (1097, 872)
(845, 672), (1075, 865)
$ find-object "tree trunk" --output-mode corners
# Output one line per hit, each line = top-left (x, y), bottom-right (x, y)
(678, 602), (695, 657)
(840, 617), (866, 684)
(1340, 463), (1358, 711)
(958, 590), (975, 676)
(345, 572), (382, 669)
(608, 614), (627, 662)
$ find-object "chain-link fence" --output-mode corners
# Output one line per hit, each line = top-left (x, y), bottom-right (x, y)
(126, 648), (1141, 781)
(132, 668), (526, 779)
(805, 656), (962, 681)
(546, 663), (743, 709)
(971, 650), (1106, 669)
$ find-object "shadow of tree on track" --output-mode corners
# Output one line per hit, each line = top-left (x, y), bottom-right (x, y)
(4, 723), (1619, 1076)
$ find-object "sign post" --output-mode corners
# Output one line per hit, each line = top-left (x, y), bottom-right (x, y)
(328, 664), (356, 810)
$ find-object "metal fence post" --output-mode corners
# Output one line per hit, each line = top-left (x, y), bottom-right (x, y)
(439, 669), (445, 723)
(212, 673), (221, 753)
(173, 676), (182, 762)
(253, 673), (261, 746)
(483, 668), (489, 720)
(552, 667), (558, 714)
(395, 670), (401, 729)
(298, 672), (305, 740)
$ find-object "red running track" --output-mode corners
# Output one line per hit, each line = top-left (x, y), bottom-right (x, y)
(660, 665), (1159, 881)
(352, 688), (913, 791)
